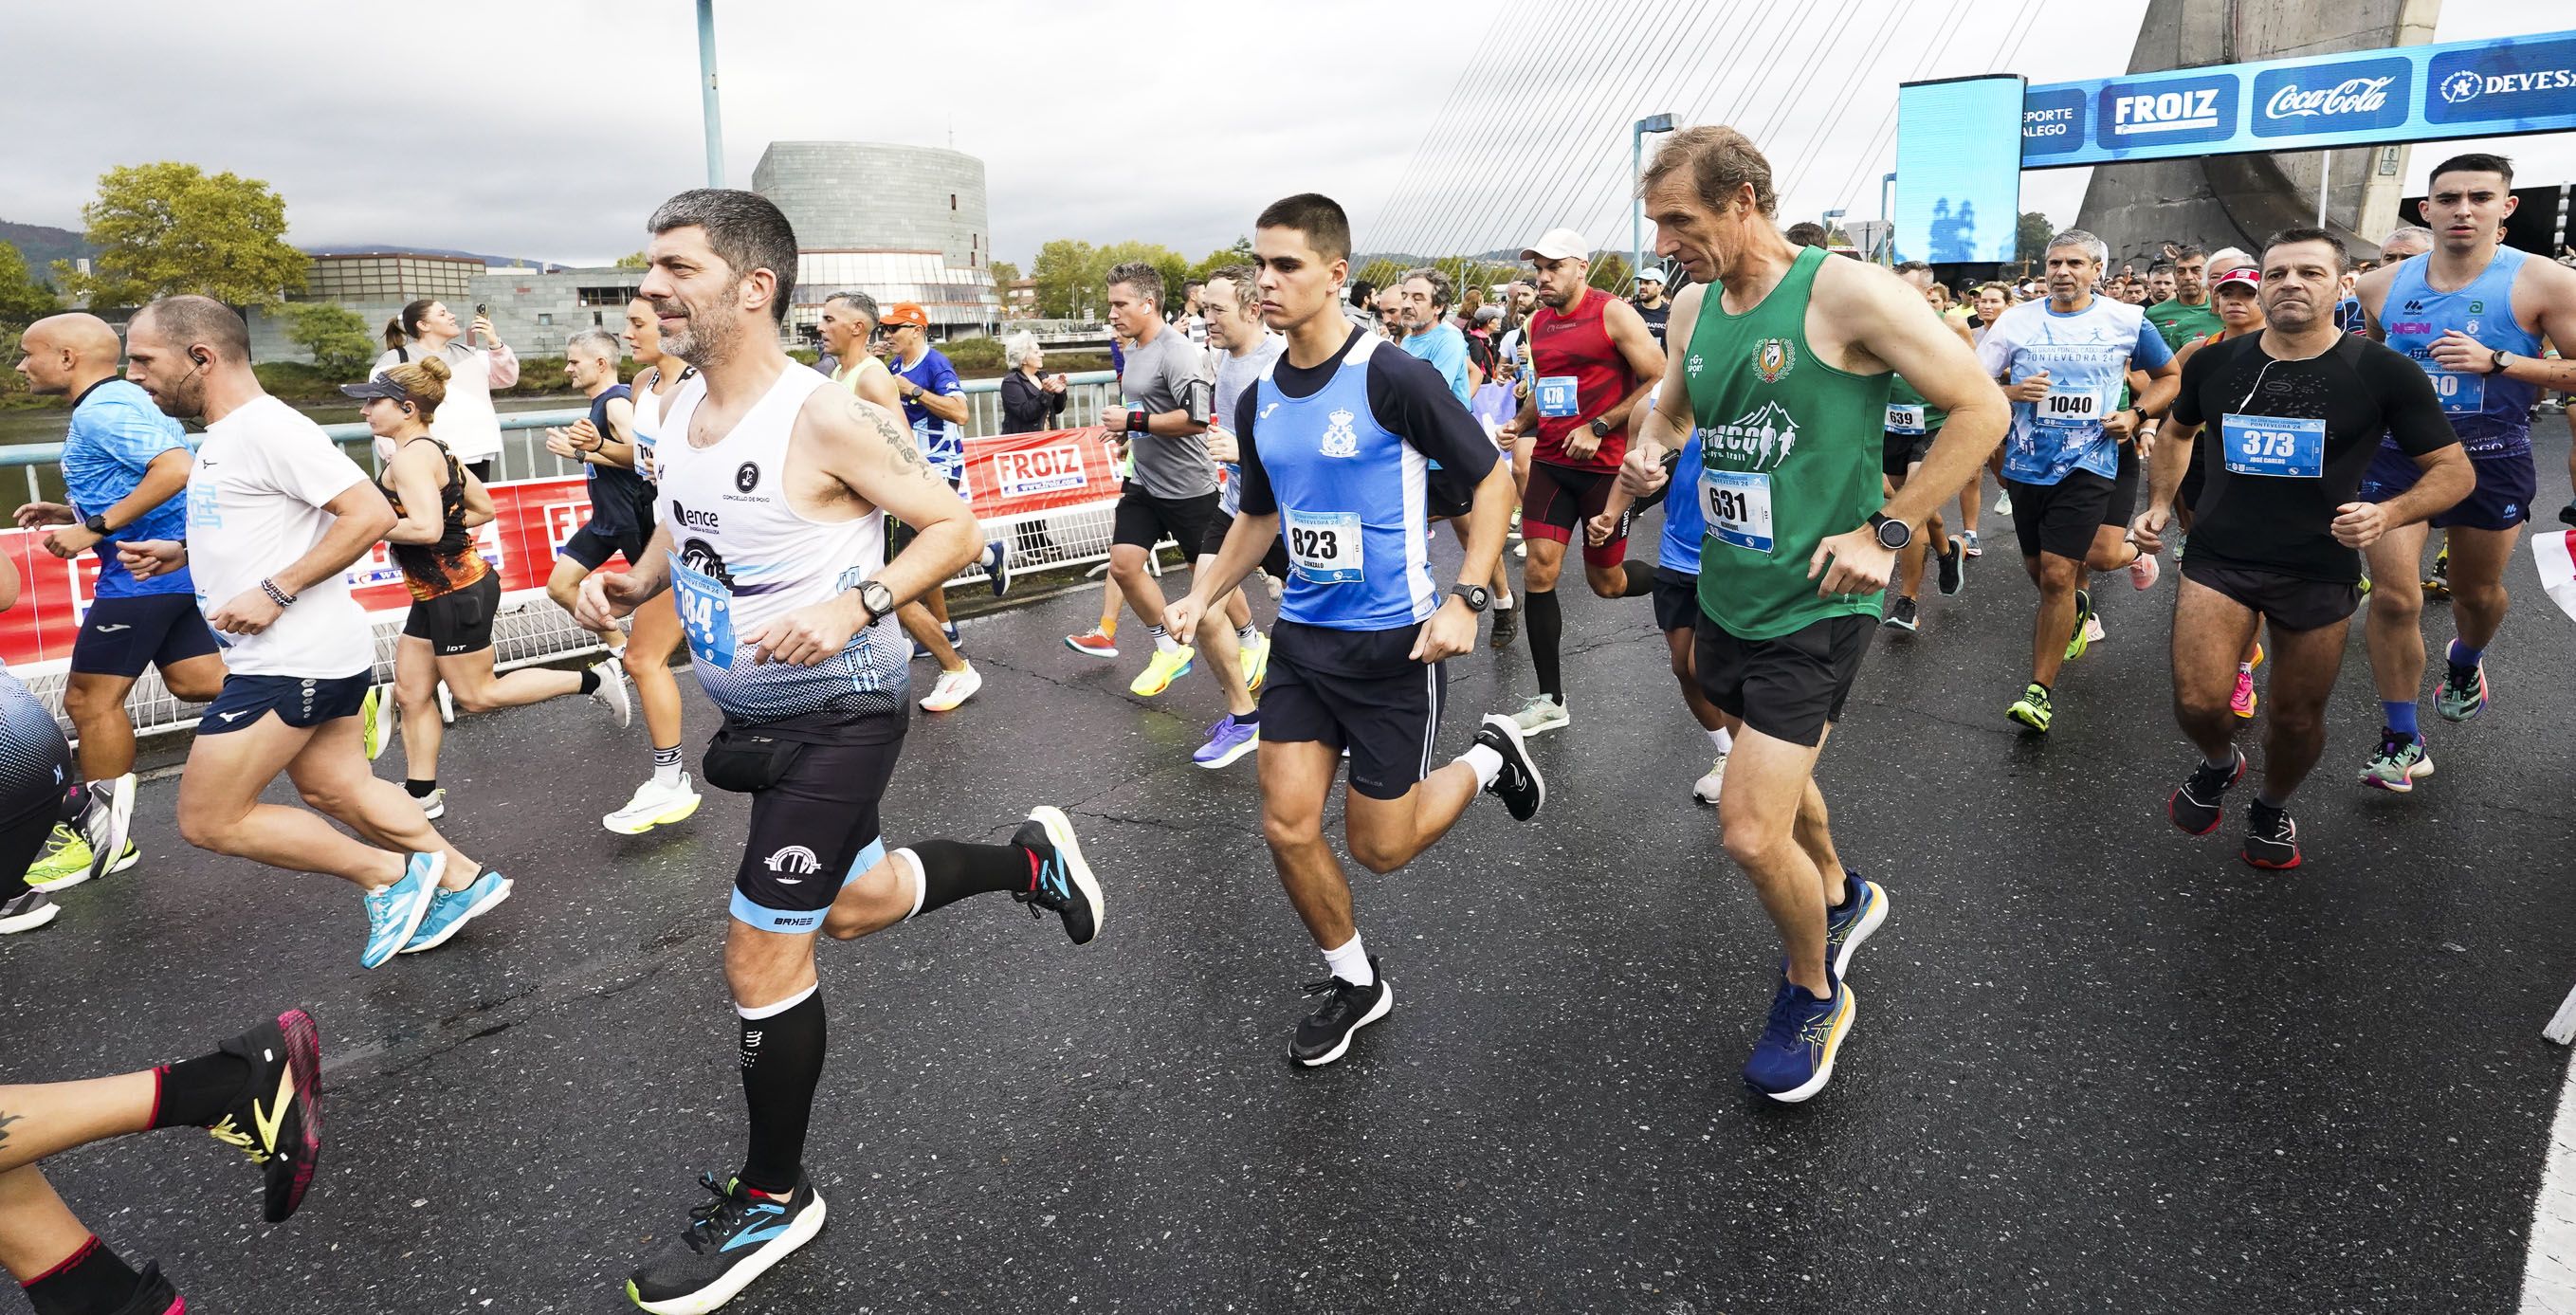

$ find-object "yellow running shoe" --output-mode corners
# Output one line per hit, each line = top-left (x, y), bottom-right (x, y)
(1128, 646), (1196, 697)
(361, 684), (387, 760)
(1241, 632), (1270, 693)
(22, 825), (93, 890)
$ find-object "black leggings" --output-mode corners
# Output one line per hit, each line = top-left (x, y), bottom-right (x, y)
(3, 796), (62, 901)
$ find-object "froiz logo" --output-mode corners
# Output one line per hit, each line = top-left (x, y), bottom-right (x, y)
(2264, 76), (2392, 119)
(2112, 86), (2221, 135)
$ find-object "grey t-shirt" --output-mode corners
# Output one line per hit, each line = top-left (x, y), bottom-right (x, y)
(1213, 333), (1287, 516)
(1119, 323), (1215, 500)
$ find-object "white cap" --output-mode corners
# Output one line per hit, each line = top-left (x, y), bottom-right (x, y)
(1520, 228), (1591, 263)
(1635, 265), (1667, 284)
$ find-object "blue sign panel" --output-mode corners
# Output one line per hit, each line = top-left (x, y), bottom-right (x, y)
(1893, 75), (2024, 264)
(2020, 28), (2576, 168)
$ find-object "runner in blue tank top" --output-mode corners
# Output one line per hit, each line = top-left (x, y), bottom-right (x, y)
(2354, 153), (2576, 763)
(1161, 192), (1543, 1070)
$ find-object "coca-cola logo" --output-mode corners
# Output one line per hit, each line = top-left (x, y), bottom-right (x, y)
(2264, 76), (2393, 119)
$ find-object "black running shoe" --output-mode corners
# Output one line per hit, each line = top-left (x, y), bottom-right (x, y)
(1474, 714), (1545, 821)
(2167, 751), (2244, 836)
(2242, 804), (2302, 870)
(1882, 596), (1920, 632)
(1290, 957), (1392, 1068)
(207, 1008), (323, 1224)
(1012, 806), (1103, 945)
(105, 1261), (180, 1315)
(628, 1171), (826, 1315)
(1937, 538), (1964, 596)
(1489, 604), (1520, 649)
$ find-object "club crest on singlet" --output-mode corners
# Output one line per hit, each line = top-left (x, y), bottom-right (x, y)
(1697, 401), (1802, 472)
(1320, 408), (1360, 458)
(735, 462), (759, 493)
(1753, 338), (1797, 383)
(1686, 353), (1705, 376)
(679, 536), (731, 585)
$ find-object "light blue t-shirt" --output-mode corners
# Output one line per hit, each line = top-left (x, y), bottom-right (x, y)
(1975, 296), (2171, 486)
(1657, 421), (1706, 576)
(63, 378), (193, 598)
(1400, 322), (1474, 406)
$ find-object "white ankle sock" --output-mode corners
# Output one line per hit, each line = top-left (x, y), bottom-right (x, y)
(1151, 627), (1182, 655)
(1461, 743), (1505, 787)
(1708, 726), (1734, 754)
(1322, 932), (1373, 986)
(1492, 593), (1515, 610)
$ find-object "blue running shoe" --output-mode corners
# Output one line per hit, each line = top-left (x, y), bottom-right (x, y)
(1193, 714), (1259, 769)
(1744, 972), (1856, 1105)
(359, 852), (443, 968)
(628, 1171), (826, 1315)
(401, 869), (513, 955)
(1013, 806), (1103, 945)
(1825, 870), (1888, 980)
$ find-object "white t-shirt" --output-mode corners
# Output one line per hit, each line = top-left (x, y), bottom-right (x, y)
(185, 396), (378, 679)
(370, 342), (502, 464)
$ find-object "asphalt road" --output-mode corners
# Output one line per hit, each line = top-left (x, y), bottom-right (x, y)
(8, 425), (2574, 1313)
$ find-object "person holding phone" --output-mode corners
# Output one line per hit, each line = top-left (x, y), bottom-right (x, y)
(373, 299), (518, 482)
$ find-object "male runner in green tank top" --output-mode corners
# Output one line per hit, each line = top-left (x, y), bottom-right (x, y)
(1620, 126), (2006, 1104)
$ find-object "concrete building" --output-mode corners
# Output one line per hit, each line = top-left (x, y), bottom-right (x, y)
(249, 250), (483, 365)
(752, 141), (1001, 339)
(466, 265), (643, 360)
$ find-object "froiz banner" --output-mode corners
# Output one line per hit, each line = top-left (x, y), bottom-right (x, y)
(2020, 28), (2576, 169)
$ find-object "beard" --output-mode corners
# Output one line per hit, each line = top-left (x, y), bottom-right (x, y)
(656, 285), (744, 368)
(144, 366), (206, 420)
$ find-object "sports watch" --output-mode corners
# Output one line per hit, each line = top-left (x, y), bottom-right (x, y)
(1450, 583), (1491, 612)
(2491, 348), (2512, 374)
(1869, 511), (1911, 552)
(854, 579), (896, 625)
(1588, 417), (1614, 439)
(82, 512), (111, 537)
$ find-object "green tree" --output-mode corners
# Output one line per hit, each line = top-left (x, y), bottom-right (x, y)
(55, 162), (306, 310)
(614, 250), (649, 269)
(0, 327), (23, 399)
(280, 301), (377, 377)
(1030, 238), (1097, 318)
(0, 241), (59, 328)
(2015, 210), (2056, 267)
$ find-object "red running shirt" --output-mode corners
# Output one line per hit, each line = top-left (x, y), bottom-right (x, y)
(1526, 287), (1638, 471)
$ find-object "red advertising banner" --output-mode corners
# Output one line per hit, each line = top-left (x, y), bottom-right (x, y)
(959, 425), (1125, 521)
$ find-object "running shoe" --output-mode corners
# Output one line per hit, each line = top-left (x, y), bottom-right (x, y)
(2360, 731), (2435, 793)
(1691, 753), (1726, 806)
(362, 685), (387, 760)
(1744, 972), (1854, 1105)
(2167, 748), (2245, 835)
(1065, 627), (1120, 659)
(2006, 683), (2053, 734)
(2064, 589), (2093, 662)
(98, 773), (136, 873)
(2358, 573), (2372, 596)
(984, 539), (1012, 597)
(1240, 631), (1271, 693)
(359, 852), (443, 969)
(413, 788), (446, 821)
(23, 824), (109, 891)
(2437, 657), (2487, 721)
(2242, 804), (2301, 869)
(0, 888), (59, 935)
(1961, 529), (1982, 558)
(1473, 713), (1545, 821)
(2423, 545), (2451, 599)
(2229, 669), (2258, 720)
(1013, 806), (1102, 945)
(1507, 509), (1524, 540)
(1261, 570), (1284, 601)
(2128, 549), (2161, 591)
(605, 774), (703, 834)
(1290, 957), (1392, 1068)
(1881, 596), (1920, 632)
(1509, 693), (1570, 737)
(400, 869), (512, 954)
(628, 1172), (827, 1315)
(1825, 870), (1888, 980)
(590, 658), (632, 728)
(104, 1260), (179, 1314)
(436, 681), (454, 725)
(1489, 603), (1520, 649)
(943, 622), (963, 649)
(1193, 714), (1259, 769)
(919, 664), (982, 713)
(2082, 612), (2106, 645)
(1995, 490), (2013, 516)
(1128, 646), (1195, 697)
(206, 1007), (323, 1223)
(2561, 498), (2576, 528)
(1937, 538), (1964, 595)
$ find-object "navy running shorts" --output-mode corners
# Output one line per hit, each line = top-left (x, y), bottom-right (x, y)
(2360, 446), (2534, 532)
(69, 594), (221, 680)
(196, 671), (371, 736)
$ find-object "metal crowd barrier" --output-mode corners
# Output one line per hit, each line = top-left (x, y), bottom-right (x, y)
(1, 369), (1129, 739)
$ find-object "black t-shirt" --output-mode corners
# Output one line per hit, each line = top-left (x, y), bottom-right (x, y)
(2170, 332), (2456, 584)
(1632, 298), (1671, 347)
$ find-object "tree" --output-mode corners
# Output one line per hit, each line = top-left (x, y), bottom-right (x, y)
(1030, 238), (1097, 318)
(54, 162), (306, 310)
(1585, 250), (1635, 293)
(614, 250), (649, 269)
(0, 241), (58, 328)
(281, 301), (377, 377)
(2015, 210), (2057, 267)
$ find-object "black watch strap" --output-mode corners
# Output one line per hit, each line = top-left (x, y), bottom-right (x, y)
(83, 512), (112, 536)
(1450, 583), (1490, 612)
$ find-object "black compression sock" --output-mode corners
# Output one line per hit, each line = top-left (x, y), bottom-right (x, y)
(1526, 590), (1564, 702)
(22, 1235), (144, 1315)
(737, 987), (825, 1196)
(904, 838), (1032, 917)
(150, 1050), (251, 1129)
(405, 778), (438, 799)
(1618, 562), (1656, 598)
(578, 667), (602, 695)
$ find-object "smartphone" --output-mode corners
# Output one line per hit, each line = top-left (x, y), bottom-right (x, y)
(474, 302), (488, 317)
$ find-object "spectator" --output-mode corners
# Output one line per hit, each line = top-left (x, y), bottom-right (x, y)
(374, 300), (518, 482)
(999, 331), (1069, 433)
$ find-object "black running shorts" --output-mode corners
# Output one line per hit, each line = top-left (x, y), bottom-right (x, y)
(1113, 484), (1222, 555)
(2101, 443), (2142, 527)
(726, 714), (906, 934)
(2004, 469), (2118, 561)
(2181, 557), (2362, 633)
(70, 594), (222, 681)
(1652, 566), (1700, 634)
(560, 522), (652, 573)
(1692, 612), (1873, 748)
(401, 574), (502, 657)
(1258, 621), (1445, 802)
(1196, 511), (1292, 578)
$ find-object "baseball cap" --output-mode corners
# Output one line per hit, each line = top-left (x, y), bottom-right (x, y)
(1635, 265), (1667, 284)
(339, 372), (413, 403)
(1520, 228), (1591, 263)
(2212, 267), (2261, 292)
(881, 302), (930, 330)
(1473, 305), (1503, 323)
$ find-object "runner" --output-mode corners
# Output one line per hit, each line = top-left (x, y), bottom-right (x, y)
(1595, 399), (1734, 803)
(2133, 228), (2469, 866)
(2371, 228), (2448, 598)
(352, 356), (630, 820)
(2145, 247), (2219, 354)
(2356, 154), (2576, 785)
(881, 301), (1010, 657)
(1631, 265), (1672, 347)
(1398, 265), (1520, 641)
(371, 300), (516, 482)
(115, 295), (508, 968)
(1956, 281), (2016, 557)
(581, 191), (1103, 1314)
(1160, 192), (1543, 1068)
(9, 313), (224, 889)
(1189, 265), (1288, 769)
(0, 1007), (322, 1314)
(1882, 264), (1970, 632)
(2162, 260), (2272, 718)
(1493, 226), (1667, 735)
(1631, 124), (2005, 1102)
(540, 329), (658, 693)
(1977, 228), (2179, 733)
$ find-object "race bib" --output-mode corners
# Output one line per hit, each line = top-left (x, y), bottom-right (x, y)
(668, 551), (737, 667)
(2035, 384), (2102, 428)
(1885, 403), (1926, 435)
(1698, 469), (1776, 555)
(2220, 413), (2325, 479)
(1536, 375), (1580, 418)
(2423, 367), (2486, 416)
(1283, 509), (1363, 584)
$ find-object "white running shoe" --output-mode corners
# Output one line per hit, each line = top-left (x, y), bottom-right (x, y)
(414, 788), (446, 821)
(920, 663), (983, 712)
(2083, 613), (2106, 644)
(437, 681), (455, 724)
(604, 773), (703, 835)
(589, 658), (632, 728)
(1510, 694), (1570, 736)
(1692, 754), (1727, 805)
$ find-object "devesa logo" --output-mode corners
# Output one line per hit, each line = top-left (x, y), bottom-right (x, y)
(2442, 67), (2576, 104)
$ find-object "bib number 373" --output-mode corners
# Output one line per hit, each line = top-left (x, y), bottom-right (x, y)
(668, 551), (738, 667)
(1699, 469), (1776, 555)
(2220, 413), (2325, 479)
(1284, 509), (1363, 584)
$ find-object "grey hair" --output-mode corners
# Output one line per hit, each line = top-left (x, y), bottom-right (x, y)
(2205, 247), (2253, 273)
(2045, 229), (2109, 267)
(1204, 264), (1260, 315)
(1400, 265), (1455, 313)
(1002, 331), (1041, 366)
(822, 290), (880, 326)
(1105, 261), (1163, 307)
(2379, 226), (2437, 258)
(647, 189), (801, 324)
(566, 327), (622, 360)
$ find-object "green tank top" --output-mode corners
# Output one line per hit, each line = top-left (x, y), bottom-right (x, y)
(1687, 245), (1892, 639)
(1887, 372), (1946, 430)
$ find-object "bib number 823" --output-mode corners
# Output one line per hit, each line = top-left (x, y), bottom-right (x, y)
(1289, 525), (1341, 560)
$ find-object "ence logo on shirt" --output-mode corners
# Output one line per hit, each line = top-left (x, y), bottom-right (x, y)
(1697, 401), (1802, 472)
(1753, 338), (1797, 383)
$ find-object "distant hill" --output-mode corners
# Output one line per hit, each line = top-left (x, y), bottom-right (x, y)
(0, 221), (96, 280)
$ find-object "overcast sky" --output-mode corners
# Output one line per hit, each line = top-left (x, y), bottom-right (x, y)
(1, 0), (2567, 268)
